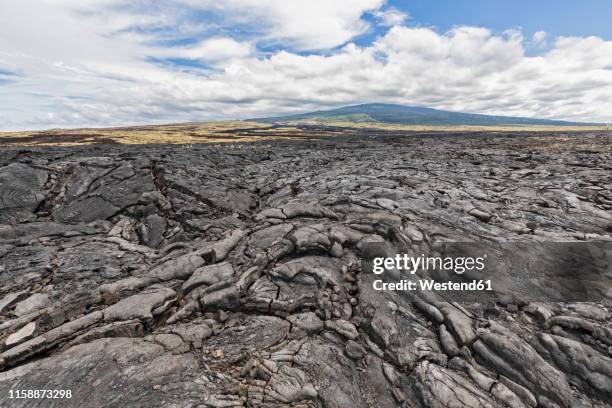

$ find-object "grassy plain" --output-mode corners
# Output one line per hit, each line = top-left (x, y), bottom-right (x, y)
(1, 119), (609, 147)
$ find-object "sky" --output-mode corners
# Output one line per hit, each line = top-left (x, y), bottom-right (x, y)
(1, 1), (612, 130)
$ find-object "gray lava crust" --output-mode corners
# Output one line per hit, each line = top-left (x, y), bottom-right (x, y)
(0, 132), (611, 407)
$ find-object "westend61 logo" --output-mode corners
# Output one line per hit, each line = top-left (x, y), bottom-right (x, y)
(370, 253), (492, 292)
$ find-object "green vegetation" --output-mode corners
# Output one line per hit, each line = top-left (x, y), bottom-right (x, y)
(256, 103), (602, 127)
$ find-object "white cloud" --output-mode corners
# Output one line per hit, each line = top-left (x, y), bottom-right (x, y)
(1, 1), (612, 130)
(372, 7), (409, 27)
(176, 0), (385, 50)
(532, 30), (548, 48)
(533, 30), (547, 44)
(174, 38), (253, 61)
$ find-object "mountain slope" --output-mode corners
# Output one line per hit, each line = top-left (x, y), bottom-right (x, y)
(255, 103), (597, 126)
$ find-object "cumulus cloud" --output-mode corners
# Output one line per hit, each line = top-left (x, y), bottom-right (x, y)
(533, 30), (548, 44)
(1, 1), (612, 130)
(372, 7), (409, 27)
(175, 0), (385, 50)
(174, 38), (253, 62)
(532, 30), (548, 48)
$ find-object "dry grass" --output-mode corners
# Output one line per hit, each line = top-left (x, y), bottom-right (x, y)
(1, 119), (609, 147)
(0, 121), (308, 147)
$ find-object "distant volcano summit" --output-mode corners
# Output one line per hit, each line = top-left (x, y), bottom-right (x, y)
(255, 103), (598, 126)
